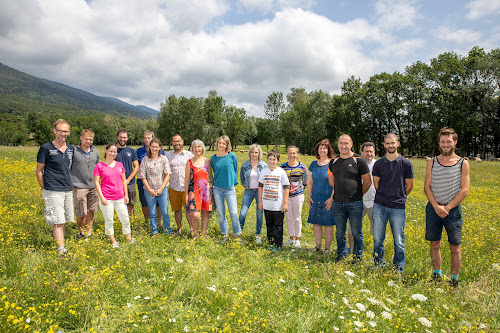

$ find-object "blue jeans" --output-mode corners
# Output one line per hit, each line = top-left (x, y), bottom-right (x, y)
(239, 189), (263, 235)
(333, 200), (364, 258)
(373, 203), (406, 271)
(213, 186), (241, 236)
(145, 190), (172, 235)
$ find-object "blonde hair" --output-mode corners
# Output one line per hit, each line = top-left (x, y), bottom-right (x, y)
(53, 119), (70, 129)
(248, 144), (263, 160)
(216, 135), (232, 152)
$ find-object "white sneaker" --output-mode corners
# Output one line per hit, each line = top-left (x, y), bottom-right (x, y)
(284, 239), (295, 246)
(112, 242), (120, 248)
(129, 238), (136, 244)
(294, 240), (301, 248)
(255, 236), (262, 244)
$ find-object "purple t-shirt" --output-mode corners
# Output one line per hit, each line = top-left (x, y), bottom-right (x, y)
(94, 161), (125, 200)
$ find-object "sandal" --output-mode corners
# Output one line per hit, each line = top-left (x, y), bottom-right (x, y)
(310, 246), (322, 253)
(323, 249), (332, 256)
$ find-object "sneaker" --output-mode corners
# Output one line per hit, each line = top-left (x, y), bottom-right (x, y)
(165, 230), (173, 236)
(449, 278), (459, 289)
(350, 256), (362, 265)
(429, 272), (443, 283)
(221, 235), (229, 243)
(334, 255), (346, 263)
(294, 240), (301, 248)
(255, 236), (262, 244)
(129, 238), (136, 244)
(174, 229), (182, 236)
(76, 233), (85, 240)
(284, 239), (295, 246)
(236, 238), (242, 245)
(57, 247), (67, 258)
(112, 242), (120, 248)
(373, 259), (387, 268)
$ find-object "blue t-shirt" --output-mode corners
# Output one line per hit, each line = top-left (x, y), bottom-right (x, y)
(372, 155), (414, 209)
(308, 160), (332, 202)
(116, 146), (139, 184)
(37, 142), (74, 191)
(136, 145), (165, 163)
(210, 152), (238, 188)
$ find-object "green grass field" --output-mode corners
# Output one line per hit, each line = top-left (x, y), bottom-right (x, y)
(0, 145), (499, 332)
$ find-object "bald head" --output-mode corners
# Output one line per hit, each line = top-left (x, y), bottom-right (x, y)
(338, 134), (353, 157)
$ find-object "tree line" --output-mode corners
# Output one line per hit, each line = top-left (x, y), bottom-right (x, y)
(1, 46), (498, 158)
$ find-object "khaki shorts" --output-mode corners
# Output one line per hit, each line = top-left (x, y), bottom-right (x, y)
(43, 189), (74, 225)
(168, 188), (185, 212)
(73, 187), (98, 217)
(127, 183), (137, 206)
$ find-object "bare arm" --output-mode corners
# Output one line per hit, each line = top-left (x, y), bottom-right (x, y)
(185, 161), (191, 205)
(122, 172), (129, 204)
(361, 173), (372, 195)
(94, 175), (107, 206)
(36, 163), (45, 190)
(126, 160), (140, 184)
(307, 170), (314, 208)
(373, 175), (380, 190)
(258, 185), (263, 211)
(405, 178), (414, 196)
(282, 187), (289, 212)
(424, 158), (448, 218)
(208, 160), (213, 185)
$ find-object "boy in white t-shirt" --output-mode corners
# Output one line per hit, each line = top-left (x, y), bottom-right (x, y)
(258, 150), (290, 251)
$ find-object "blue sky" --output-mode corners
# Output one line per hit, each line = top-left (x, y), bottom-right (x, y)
(0, 0), (499, 116)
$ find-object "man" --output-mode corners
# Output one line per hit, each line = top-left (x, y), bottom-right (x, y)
(36, 119), (74, 256)
(347, 142), (376, 252)
(328, 134), (371, 263)
(424, 127), (469, 288)
(372, 134), (414, 273)
(166, 134), (194, 235)
(136, 131), (165, 222)
(116, 129), (139, 216)
(70, 129), (100, 239)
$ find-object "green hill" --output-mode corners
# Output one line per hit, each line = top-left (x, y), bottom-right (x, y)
(0, 63), (158, 119)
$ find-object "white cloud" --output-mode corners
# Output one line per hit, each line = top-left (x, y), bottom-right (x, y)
(238, 0), (316, 14)
(374, 0), (420, 30)
(434, 26), (481, 44)
(466, 0), (500, 20)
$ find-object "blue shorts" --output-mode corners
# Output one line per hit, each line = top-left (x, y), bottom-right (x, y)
(137, 179), (148, 208)
(307, 200), (335, 226)
(425, 202), (463, 245)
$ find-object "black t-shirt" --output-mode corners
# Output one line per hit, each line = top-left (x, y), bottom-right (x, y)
(37, 142), (74, 191)
(328, 153), (369, 202)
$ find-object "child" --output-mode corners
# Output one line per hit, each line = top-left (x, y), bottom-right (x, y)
(281, 146), (308, 248)
(258, 150), (290, 251)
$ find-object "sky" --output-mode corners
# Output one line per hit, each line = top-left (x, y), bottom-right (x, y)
(0, 0), (499, 117)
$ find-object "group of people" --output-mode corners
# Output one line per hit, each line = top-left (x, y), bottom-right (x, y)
(36, 119), (469, 288)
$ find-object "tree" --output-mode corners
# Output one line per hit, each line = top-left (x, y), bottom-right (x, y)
(264, 91), (286, 149)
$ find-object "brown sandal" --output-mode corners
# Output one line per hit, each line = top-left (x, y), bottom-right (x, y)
(310, 246), (322, 253)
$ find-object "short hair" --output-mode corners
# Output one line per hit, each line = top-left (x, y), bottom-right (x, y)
(287, 145), (299, 153)
(172, 134), (183, 140)
(248, 144), (263, 160)
(53, 119), (70, 129)
(143, 131), (155, 138)
(438, 127), (458, 141)
(338, 134), (353, 143)
(314, 139), (334, 159)
(384, 133), (399, 141)
(216, 135), (232, 152)
(147, 138), (163, 158)
(361, 142), (375, 152)
(190, 139), (206, 154)
(267, 149), (280, 161)
(80, 129), (94, 137)
(117, 129), (128, 137)
(104, 143), (117, 159)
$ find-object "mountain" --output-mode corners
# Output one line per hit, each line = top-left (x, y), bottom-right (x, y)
(0, 63), (159, 119)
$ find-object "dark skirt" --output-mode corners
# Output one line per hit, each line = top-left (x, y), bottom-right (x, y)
(307, 200), (335, 226)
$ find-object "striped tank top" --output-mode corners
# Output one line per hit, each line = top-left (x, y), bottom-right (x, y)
(430, 157), (463, 205)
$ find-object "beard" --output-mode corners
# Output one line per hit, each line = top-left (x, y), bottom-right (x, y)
(439, 146), (455, 156)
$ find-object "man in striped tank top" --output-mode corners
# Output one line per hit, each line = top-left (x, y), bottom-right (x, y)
(424, 127), (470, 289)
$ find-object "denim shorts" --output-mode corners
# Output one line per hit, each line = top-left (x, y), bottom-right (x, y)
(307, 200), (335, 226)
(425, 202), (463, 245)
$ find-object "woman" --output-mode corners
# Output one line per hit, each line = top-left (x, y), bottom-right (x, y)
(94, 143), (135, 248)
(238, 144), (268, 244)
(282, 146), (308, 248)
(184, 140), (212, 238)
(307, 139), (335, 255)
(209, 135), (241, 242)
(137, 138), (172, 236)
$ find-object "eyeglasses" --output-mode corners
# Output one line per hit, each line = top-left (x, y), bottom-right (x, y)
(55, 129), (71, 134)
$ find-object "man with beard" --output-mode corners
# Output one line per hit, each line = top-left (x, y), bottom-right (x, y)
(166, 134), (193, 235)
(116, 129), (139, 216)
(424, 127), (469, 288)
(71, 129), (100, 239)
(371, 133), (414, 273)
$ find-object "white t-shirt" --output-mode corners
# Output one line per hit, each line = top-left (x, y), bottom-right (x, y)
(362, 158), (376, 208)
(249, 169), (259, 189)
(259, 167), (290, 211)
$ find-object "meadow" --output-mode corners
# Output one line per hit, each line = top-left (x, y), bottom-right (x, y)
(0, 145), (499, 333)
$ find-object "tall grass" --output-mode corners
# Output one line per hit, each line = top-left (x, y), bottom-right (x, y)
(0, 145), (498, 332)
